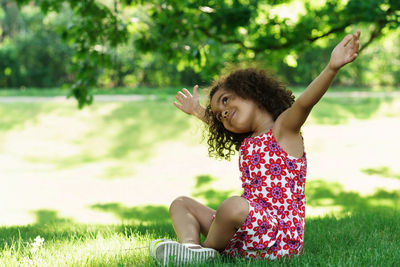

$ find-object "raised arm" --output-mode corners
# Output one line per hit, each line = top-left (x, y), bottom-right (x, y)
(174, 85), (208, 123)
(278, 30), (361, 133)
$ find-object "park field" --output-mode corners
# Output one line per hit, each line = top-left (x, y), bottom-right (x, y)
(0, 90), (399, 266)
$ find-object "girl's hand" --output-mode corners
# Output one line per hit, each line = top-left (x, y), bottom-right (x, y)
(174, 85), (202, 116)
(329, 30), (360, 71)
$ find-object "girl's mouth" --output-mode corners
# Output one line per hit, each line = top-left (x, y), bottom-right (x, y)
(228, 110), (235, 124)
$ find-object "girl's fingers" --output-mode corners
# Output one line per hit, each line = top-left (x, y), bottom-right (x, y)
(177, 91), (186, 99)
(175, 94), (185, 104)
(182, 88), (192, 97)
(173, 101), (183, 110)
(193, 85), (199, 97)
(341, 34), (353, 47)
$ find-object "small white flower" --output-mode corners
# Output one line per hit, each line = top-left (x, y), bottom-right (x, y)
(30, 235), (45, 253)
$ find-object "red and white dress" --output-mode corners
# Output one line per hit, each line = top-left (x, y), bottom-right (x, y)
(222, 129), (307, 260)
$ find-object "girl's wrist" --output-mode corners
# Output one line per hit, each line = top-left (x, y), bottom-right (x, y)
(193, 105), (206, 119)
(326, 63), (340, 74)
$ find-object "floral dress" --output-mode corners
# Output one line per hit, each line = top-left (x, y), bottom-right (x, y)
(222, 129), (307, 260)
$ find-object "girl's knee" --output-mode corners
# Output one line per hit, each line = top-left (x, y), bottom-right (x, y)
(169, 196), (191, 214)
(216, 196), (249, 227)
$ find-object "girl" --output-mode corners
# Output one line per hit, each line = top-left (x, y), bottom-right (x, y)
(150, 30), (360, 265)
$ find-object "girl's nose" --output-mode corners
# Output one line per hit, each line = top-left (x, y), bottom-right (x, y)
(222, 110), (229, 118)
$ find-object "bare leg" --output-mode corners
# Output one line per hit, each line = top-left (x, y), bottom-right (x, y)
(202, 196), (249, 251)
(169, 196), (216, 244)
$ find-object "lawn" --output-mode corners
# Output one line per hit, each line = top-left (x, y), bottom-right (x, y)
(0, 89), (399, 266)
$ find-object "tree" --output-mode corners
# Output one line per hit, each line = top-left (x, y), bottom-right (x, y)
(14, 0), (400, 107)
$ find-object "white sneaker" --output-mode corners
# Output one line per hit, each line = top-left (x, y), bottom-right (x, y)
(149, 238), (171, 258)
(152, 241), (219, 266)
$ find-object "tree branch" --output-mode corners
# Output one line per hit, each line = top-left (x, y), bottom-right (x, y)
(196, 26), (250, 50)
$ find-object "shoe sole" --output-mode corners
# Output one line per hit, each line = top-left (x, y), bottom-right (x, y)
(149, 238), (171, 258)
(155, 242), (219, 266)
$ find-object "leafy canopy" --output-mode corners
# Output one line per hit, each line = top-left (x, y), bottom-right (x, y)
(14, 0), (400, 107)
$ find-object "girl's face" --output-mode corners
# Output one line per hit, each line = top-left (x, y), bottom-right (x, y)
(210, 88), (259, 134)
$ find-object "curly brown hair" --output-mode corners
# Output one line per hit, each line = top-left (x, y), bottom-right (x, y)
(205, 68), (295, 160)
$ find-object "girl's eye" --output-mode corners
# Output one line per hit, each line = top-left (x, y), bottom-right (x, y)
(217, 113), (222, 121)
(222, 97), (228, 105)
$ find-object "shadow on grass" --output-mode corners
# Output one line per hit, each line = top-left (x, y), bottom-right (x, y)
(90, 203), (170, 225)
(17, 100), (194, 179)
(87, 174), (232, 228)
(0, 103), (48, 131)
(62, 101), (192, 179)
(32, 209), (73, 225)
(0, 177), (399, 265)
(361, 166), (400, 180)
(310, 97), (395, 124)
(0, 220), (175, 251)
(306, 179), (400, 212)
(192, 175), (236, 210)
(86, 175), (400, 229)
(0, 207), (175, 250)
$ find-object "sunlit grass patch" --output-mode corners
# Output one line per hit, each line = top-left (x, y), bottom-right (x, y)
(1, 208), (399, 266)
(0, 223), (163, 266)
(0, 100), (196, 179)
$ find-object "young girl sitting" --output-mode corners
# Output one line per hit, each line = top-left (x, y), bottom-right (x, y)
(150, 30), (360, 265)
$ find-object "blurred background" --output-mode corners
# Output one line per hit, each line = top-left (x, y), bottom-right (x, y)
(0, 0), (399, 226)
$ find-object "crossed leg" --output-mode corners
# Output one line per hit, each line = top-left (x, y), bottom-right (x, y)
(169, 195), (249, 251)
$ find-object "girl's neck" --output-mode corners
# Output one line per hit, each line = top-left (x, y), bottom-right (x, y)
(250, 110), (274, 137)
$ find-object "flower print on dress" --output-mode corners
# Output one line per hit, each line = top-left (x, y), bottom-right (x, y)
(292, 218), (304, 238)
(248, 136), (264, 148)
(264, 158), (287, 180)
(254, 250), (267, 259)
(285, 197), (300, 217)
(251, 236), (273, 254)
(273, 203), (289, 220)
(285, 158), (298, 172)
(267, 238), (282, 258)
(278, 219), (292, 235)
(267, 227), (279, 241)
(282, 237), (302, 256)
(263, 136), (282, 157)
(266, 182), (288, 204)
(236, 231), (250, 242)
(284, 177), (296, 194)
(297, 166), (307, 185)
(241, 210), (256, 230)
(240, 162), (251, 182)
(253, 215), (274, 238)
(241, 185), (252, 199)
(246, 149), (266, 171)
(223, 129), (307, 260)
(250, 171), (267, 192)
(240, 140), (251, 157)
(295, 192), (306, 217)
(255, 194), (272, 211)
(252, 201), (265, 215)
(228, 241), (245, 257)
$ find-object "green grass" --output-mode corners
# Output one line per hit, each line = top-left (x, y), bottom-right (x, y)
(0, 85), (398, 97)
(0, 208), (398, 266)
(361, 166), (400, 180)
(0, 86), (187, 97)
(1, 175), (399, 266)
(0, 100), (193, 179)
